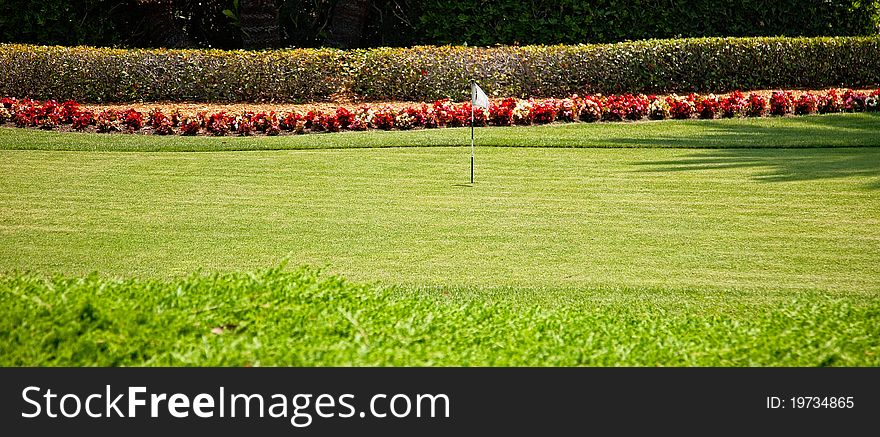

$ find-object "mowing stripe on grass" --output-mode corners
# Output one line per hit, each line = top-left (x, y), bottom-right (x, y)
(2, 113), (880, 152)
(1, 146), (877, 294)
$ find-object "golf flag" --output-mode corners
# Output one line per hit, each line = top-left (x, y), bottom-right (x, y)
(471, 82), (489, 109)
(469, 81), (489, 184)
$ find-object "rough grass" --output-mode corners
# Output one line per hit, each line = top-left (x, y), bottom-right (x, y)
(2, 266), (877, 366)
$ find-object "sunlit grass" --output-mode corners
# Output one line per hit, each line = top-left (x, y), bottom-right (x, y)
(2, 113), (879, 152)
(1, 115), (878, 366)
(3, 267), (877, 366)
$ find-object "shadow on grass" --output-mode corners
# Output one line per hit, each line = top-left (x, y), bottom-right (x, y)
(598, 113), (880, 149)
(618, 114), (880, 188)
(634, 147), (880, 189)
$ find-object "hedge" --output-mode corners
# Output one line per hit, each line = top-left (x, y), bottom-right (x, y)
(0, 45), (346, 103)
(2, 37), (879, 103)
(350, 37), (880, 101)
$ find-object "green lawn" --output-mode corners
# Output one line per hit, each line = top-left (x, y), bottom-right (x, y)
(2, 113), (880, 151)
(1, 115), (879, 366)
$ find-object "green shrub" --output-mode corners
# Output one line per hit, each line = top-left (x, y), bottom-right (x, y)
(0, 45), (346, 103)
(2, 36), (879, 103)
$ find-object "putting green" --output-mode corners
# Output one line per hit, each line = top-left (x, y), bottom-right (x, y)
(1, 145), (877, 296)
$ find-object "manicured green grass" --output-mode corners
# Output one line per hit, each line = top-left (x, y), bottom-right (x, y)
(2, 266), (878, 366)
(2, 113), (880, 152)
(2, 146), (878, 293)
(1, 116), (878, 366)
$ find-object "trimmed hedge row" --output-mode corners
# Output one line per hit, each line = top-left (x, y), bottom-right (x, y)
(352, 37), (880, 101)
(0, 45), (345, 103)
(2, 37), (880, 103)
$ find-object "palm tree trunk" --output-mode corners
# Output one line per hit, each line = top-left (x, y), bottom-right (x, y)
(240, 0), (281, 49)
(329, 0), (371, 48)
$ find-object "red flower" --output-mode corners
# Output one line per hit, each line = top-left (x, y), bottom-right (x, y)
(817, 89), (841, 114)
(666, 95), (695, 119)
(72, 110), (94, 130)
(280, 111), (302, 131)
(372, 106), (396, 130)
(335, 107), (354, 129)
(532, 100), (558, 124)
(149, 109), (173, 134)
(180, 117), (200, 136)
(250, 112), (273, 132)
(403, 106), (427, 128)
(122, 109), (143, 131)
(841, 89), (867, 112)
(696, 95), (720, 119)
(489, 98), (516, 126)
(317, 113), (341, 132)
(96, 110), (121, 133)
(768, 91), (793, 116)
(720, 91), (747, 118)
(60, 100), (80, 124)
(745, 93), (766, 117)
(432, 99), (456, 127)
(794, 92), (818, 115)
(206, 112), (232, 136)
(149, 108), (168, 129)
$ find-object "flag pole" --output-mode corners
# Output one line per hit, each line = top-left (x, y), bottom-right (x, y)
(470, 81), (475, 184)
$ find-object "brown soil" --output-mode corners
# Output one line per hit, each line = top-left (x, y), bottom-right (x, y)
(84, 101), (424, 116)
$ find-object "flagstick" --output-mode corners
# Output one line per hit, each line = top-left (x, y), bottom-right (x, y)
(470, 96), (475, 184)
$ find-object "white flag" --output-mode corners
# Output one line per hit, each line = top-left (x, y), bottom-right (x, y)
(471, 82), (489, 109)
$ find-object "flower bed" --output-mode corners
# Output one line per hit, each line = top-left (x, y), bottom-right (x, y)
(1, 89), (878, 137)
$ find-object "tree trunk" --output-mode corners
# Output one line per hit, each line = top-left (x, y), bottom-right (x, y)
(135, 0), (195, 48)
(329, 0), (371, 48)
(240, 0), (281, 49)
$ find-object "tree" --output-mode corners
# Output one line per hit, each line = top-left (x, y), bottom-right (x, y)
(135, 0), (196, 48)
(329, 0), (372, 48)
(132, 0), (281, 50)
(240, 0), (281, 49)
